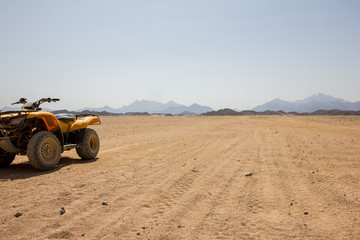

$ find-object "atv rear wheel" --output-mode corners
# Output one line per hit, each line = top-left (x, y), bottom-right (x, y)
(76, 129), (100, 159)
(27, 131), (61, 170)
(0, 148), (16, 168)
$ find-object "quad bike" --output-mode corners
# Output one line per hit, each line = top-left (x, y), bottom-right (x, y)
(0, 98), (100, 170)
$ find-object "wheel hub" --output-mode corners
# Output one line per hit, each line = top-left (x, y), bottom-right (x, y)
(41, 139), (57, 162)
(89, 135), (98, 152)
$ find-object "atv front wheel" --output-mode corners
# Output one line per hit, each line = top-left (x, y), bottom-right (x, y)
(27, 132), (61, 170)
(76, 129), (100, 159)
(0, 148), (16, 168)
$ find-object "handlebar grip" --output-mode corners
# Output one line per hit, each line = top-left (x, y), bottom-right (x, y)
(43, 98), (59, 102)
(11, 98), (27, 105)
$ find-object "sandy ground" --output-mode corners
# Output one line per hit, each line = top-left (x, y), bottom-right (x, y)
(1, 116), (360, 240)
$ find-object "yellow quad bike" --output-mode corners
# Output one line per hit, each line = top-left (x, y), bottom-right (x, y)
(0, 98), (100, 170)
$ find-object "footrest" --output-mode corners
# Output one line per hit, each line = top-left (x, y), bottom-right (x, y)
(63, 144), (78, 151)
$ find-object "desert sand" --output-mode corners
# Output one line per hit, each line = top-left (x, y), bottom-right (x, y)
(1, 116), (360, 239)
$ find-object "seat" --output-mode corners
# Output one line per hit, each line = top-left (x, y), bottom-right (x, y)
(55, 114), (76, 123)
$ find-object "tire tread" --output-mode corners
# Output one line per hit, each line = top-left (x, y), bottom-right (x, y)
(27, 131), (61, 170)
(76, 129), (100, 159)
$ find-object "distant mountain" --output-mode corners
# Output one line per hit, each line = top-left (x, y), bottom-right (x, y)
(117, 100), (181, 114)
(253, 93), (360, 113)
(75, 105), (117, 113)
(76, 100), (214, 115)
(0, 106), (58, 112)
(0, 106), (20, 112)
(159, 103), (213, 115)
(187, 103), (214, 114)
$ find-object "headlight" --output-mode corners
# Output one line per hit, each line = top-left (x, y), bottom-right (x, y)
(9, 116), (25, 126)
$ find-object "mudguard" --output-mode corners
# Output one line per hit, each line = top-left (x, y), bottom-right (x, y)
(56, 114), (100, 133)
(26, 112), (59, 132)
(68, 115), (100, 132)
(26, 112), (64, 150)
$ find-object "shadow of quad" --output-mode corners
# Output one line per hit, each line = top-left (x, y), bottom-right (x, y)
(0, 157), (98, 180)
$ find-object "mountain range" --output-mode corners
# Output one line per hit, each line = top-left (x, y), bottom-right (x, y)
(2, 94), (360, 114)
(252, 93), (360, 113)
(75, 100), (214, 115)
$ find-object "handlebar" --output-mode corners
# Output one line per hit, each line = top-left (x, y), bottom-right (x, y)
(33, 98), (60, 110)
(11, 98), (60, 110)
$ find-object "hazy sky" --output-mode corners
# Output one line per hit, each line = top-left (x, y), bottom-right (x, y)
(1, 0), (359, 110)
